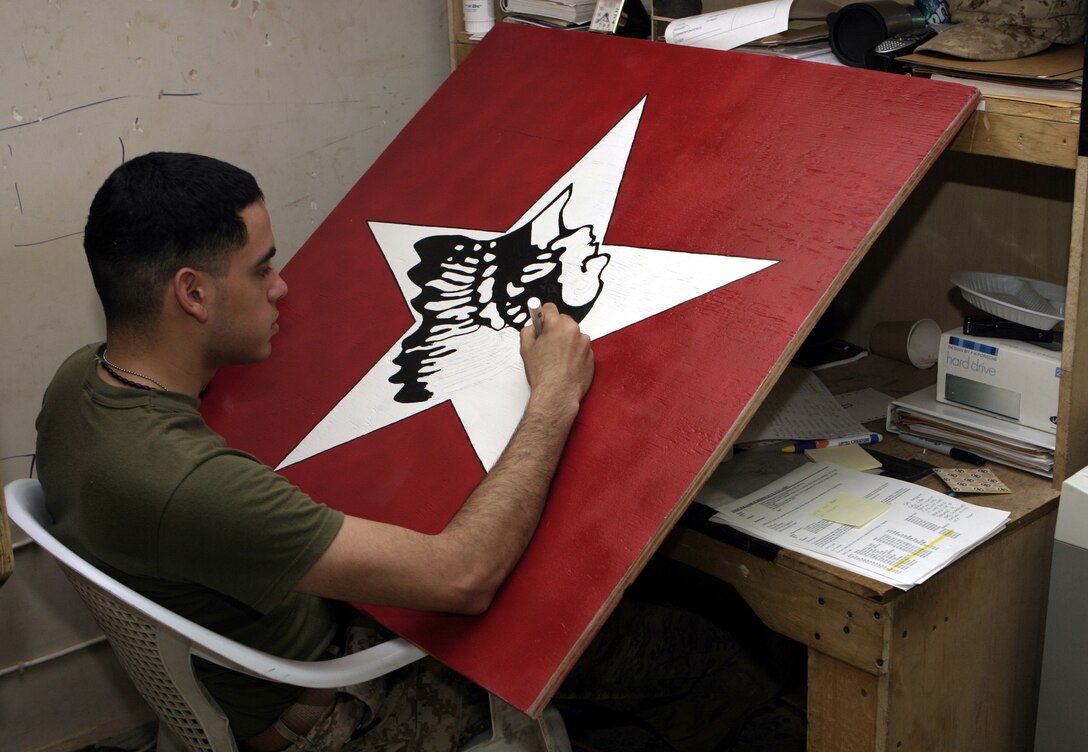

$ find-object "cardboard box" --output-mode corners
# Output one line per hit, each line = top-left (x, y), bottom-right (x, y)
(937, 327), (1060, 434)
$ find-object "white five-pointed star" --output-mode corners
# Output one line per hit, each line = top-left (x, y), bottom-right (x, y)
(277, 97), (777, 471)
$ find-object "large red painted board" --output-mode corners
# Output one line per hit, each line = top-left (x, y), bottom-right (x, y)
(202, 25), (977, 715)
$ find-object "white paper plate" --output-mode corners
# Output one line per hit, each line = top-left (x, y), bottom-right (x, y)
(951, 272), (1065, 331)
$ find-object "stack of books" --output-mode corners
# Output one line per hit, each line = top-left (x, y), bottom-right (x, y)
(499, 0), (595, 28)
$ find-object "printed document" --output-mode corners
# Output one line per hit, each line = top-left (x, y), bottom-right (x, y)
(707, 462), (1010, 588)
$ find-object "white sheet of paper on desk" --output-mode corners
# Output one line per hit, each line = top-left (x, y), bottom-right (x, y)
(737, 367), (869, 444)
(709, 462), (1010, 588)
(664, 0), (837, 51)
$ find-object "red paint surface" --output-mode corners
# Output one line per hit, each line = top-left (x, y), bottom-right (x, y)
(202, 25), (977, 713)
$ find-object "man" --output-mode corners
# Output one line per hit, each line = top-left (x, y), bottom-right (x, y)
(36, 151), (595, 748)
(37, 153), (781, 752)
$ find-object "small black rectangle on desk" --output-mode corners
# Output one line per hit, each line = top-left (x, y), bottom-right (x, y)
(867, 448), (935, 482)
(679, 502), (781, 561)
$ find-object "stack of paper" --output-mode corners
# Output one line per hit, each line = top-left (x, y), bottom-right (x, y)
(665, 0), (836, 53)
(734, 19), (833, 62)
(902, 43), (1083, 106)
(887, 385), (1055, 477)
(704, 461), (1010, 588)
(737, 367), (871, 445)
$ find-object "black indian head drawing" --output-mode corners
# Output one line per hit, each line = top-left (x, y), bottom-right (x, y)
(390, 185), (610, 403)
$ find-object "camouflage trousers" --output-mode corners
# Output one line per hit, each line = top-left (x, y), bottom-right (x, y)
(270, 616), (490, 752)
(272, 597), (779, 752)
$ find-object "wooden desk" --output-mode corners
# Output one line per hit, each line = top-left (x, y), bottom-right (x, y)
(663, 356), (1059, 750)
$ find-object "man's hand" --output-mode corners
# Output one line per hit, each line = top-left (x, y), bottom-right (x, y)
(519, 301), (594, 416)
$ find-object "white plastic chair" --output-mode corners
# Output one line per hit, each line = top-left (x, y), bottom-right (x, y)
(5, 478), (569, 752)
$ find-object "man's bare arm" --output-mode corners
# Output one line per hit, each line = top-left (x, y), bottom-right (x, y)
(294, 302), (593, 613)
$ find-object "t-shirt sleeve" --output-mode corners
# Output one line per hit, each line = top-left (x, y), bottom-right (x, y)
(156, 451), (344, 613)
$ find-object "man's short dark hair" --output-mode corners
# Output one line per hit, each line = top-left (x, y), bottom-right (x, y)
(84, 152), (265, 326)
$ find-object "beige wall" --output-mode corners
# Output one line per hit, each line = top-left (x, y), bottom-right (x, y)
(0, 2), (450, 749)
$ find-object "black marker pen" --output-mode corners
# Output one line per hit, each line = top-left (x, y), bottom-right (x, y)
(899, 434), (986, 466)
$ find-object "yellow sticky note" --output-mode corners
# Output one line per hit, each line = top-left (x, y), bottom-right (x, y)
(805, 443), (882, 472)
(813, 493), (888, 527)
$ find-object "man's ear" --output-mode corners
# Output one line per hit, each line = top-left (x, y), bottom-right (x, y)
(172, 267), (211, 323)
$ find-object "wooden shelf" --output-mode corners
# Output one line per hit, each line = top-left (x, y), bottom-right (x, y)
(952, 97), (1081, 169)
(446, 5), (1081, 169)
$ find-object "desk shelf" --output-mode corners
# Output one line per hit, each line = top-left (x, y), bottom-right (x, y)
(664, 352), (1062, 749)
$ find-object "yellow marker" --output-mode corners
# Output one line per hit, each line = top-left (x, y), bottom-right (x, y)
(888, 529), (955, 571)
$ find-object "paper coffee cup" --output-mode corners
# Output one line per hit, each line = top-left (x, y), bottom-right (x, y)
(869, 319), (941, 369)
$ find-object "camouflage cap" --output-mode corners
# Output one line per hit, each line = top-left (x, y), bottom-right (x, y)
(915, 0), (1086, 60)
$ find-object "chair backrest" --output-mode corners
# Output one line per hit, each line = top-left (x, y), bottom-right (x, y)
(6, 478), (240, 751)
(5, 478), (424, 682)
(64, 564), (240, 751)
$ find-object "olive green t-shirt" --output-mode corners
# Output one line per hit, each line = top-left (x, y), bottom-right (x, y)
(35, 344), (347, 739)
